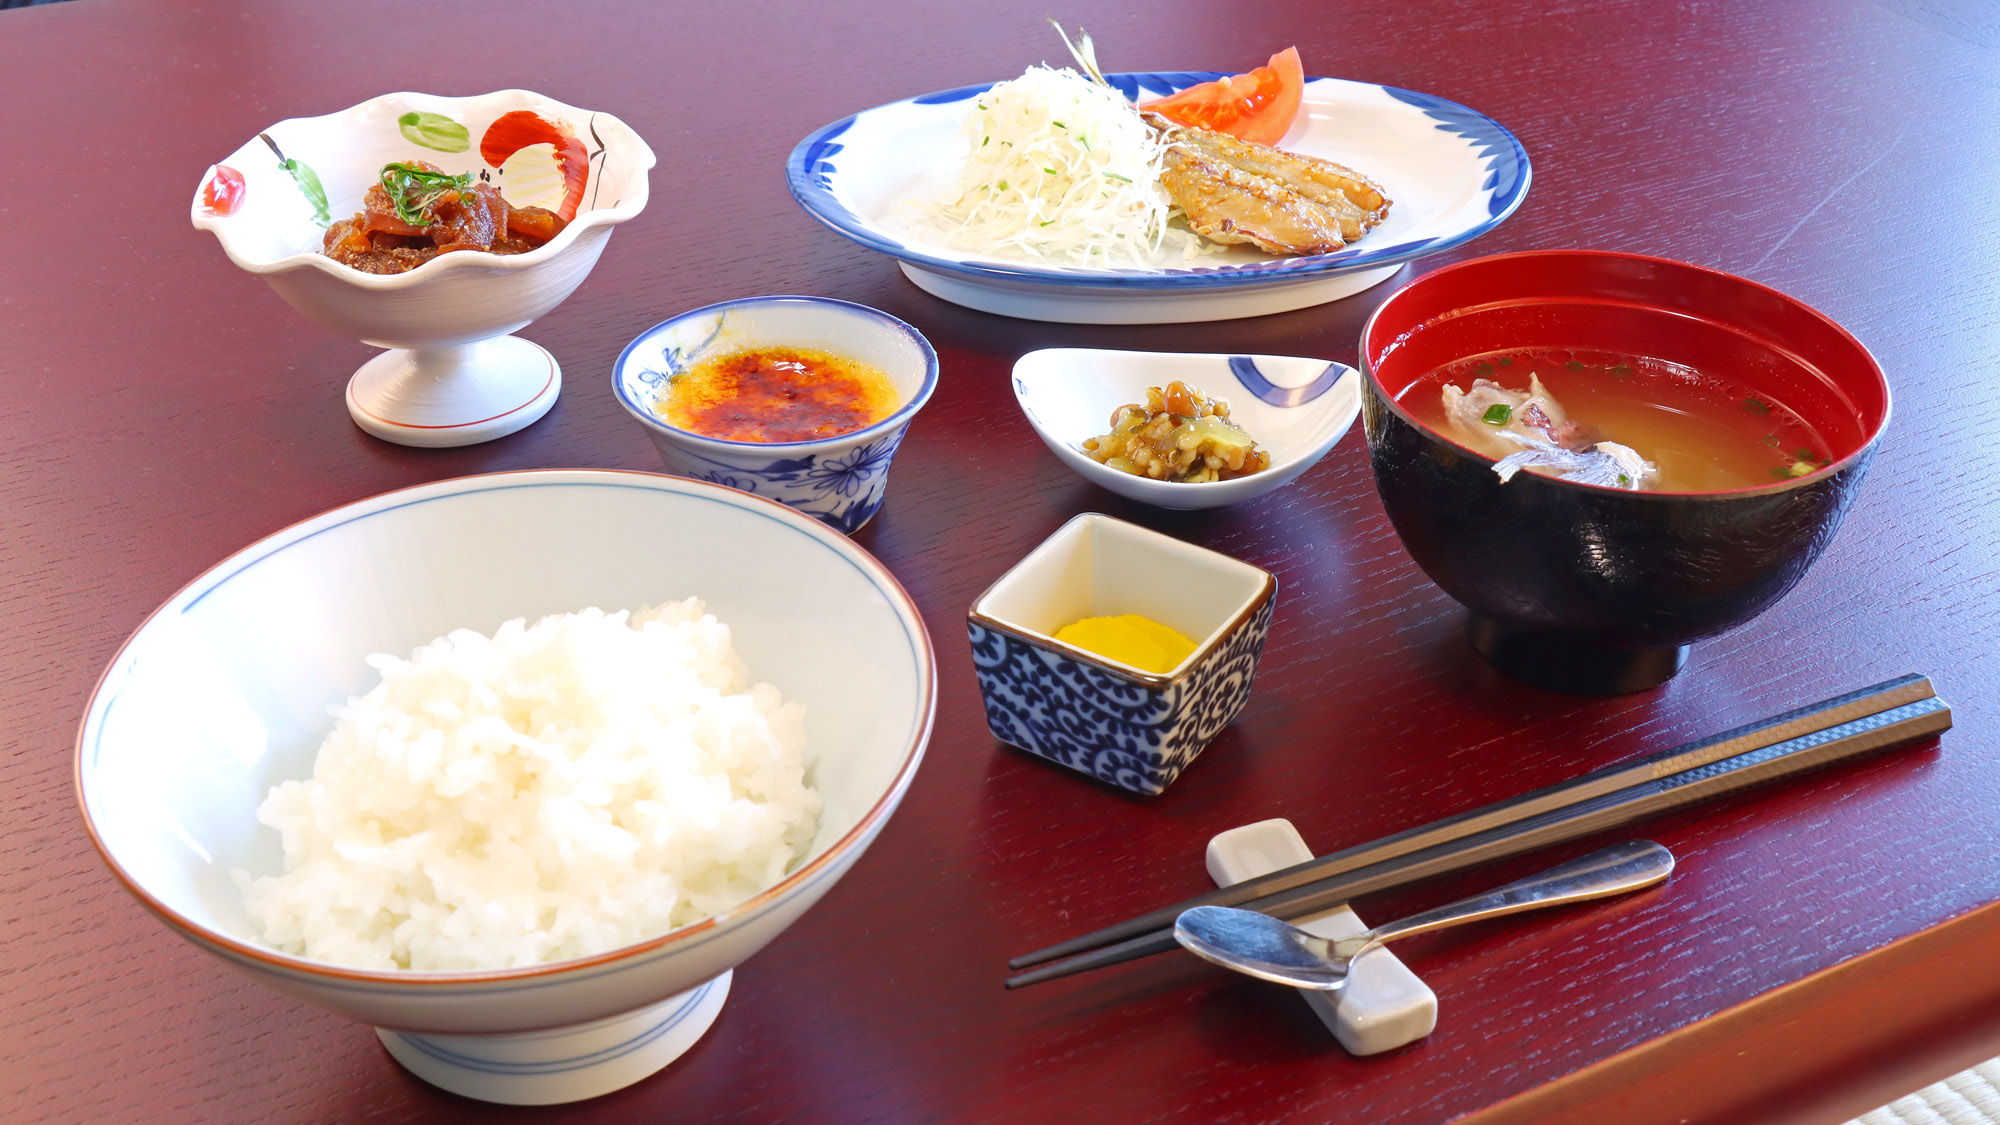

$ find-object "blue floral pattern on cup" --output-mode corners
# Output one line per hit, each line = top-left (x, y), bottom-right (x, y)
(668, 431), (908, 534)
(968, 598), (1274, 796)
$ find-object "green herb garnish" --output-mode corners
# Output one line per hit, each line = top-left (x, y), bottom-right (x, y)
(1566, 360), (1585, 371)
(1475, 362), (1494, 376)
(1482, 404), (1513, 425)
(379, 162), (473, 227)
(1743, 397), (1770, 415)
(1617, 473), (1630, 486)
(1497, 357), (1513, 366)
(1103, 172), (1132, 184)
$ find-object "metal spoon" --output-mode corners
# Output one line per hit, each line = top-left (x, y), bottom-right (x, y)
(1173, 839), (1674, 990)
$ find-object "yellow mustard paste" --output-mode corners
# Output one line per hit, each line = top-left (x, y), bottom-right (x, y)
(1054, 614), (1197, 674)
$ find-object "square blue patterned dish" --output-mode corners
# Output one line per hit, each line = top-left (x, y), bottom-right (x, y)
(968, 513), (1276, 795)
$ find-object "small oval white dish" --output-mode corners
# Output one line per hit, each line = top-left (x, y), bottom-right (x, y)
(788, 74), (1529, 324)
(612, 296), (939, 534)
(1012, 348), (1360, 509)
(192, 90), (655, 447)
(75, 470), (935, 1105)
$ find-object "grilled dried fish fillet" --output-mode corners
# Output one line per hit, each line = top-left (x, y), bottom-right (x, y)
(1146, 112), (1389, 234)
(1147, 114), (1388, 211)
(1143, 110), (1392, 256)
(1159, 144), (1352, 255)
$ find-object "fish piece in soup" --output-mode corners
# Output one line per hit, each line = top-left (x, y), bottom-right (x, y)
(1409, 350), (1837, 493)
(1493, 438), (1654, 490)
(1439, 373), (1656, 491)
(1441, 373), (1581, 454)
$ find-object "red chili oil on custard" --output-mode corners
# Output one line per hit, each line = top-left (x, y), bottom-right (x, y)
(661, 346), (900, 442)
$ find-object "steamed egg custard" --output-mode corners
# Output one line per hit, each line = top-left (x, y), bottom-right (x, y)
(658, 346), (900, 443)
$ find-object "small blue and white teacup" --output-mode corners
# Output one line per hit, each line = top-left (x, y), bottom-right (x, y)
(614, 296), (938, 533)
(968, 513), (1277, 796)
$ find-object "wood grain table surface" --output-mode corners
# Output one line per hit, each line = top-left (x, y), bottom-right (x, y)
(4, 0), (1997, 1121)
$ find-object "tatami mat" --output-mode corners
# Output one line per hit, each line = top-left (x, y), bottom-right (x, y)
(1853, 1059), (2000, 1125)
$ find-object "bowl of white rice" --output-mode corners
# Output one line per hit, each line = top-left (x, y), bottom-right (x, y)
(75, 470), (935, 1105)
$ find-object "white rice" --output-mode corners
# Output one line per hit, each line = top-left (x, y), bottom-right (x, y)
(235, 600), (820, 971)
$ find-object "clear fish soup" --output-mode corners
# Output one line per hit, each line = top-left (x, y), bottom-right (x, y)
(1400, 348), (1834, 493)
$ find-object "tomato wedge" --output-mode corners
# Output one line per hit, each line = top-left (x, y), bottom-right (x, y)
(1141, 47), (1305, 146)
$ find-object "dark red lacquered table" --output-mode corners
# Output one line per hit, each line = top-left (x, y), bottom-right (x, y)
(5, 1), (1998, 1121)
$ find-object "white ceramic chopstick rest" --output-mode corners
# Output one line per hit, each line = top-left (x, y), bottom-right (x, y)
(1205, 819), (1437, 1054)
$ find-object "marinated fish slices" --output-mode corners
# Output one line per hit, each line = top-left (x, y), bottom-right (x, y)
(1143, 111), (1392, 256)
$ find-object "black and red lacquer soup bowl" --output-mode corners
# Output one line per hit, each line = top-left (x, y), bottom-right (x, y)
(1360, 250), (1890, 694)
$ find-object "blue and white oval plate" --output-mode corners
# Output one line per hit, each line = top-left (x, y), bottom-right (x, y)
(787, 72), (1530, 324)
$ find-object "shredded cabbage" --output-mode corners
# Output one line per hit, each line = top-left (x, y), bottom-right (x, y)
(906, 66), (1208, 267)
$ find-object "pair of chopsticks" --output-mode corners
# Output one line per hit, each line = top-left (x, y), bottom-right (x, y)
(1005, 673), (1951, 989)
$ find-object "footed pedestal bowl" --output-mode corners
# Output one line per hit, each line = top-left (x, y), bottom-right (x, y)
(192, 90), (655, 447)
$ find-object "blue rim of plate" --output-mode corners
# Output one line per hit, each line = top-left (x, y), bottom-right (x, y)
(785, 72), (1531, 291)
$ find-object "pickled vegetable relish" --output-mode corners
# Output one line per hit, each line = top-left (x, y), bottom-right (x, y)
(658, 346), (900, 443)
(1080, 381), (1270, 482)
